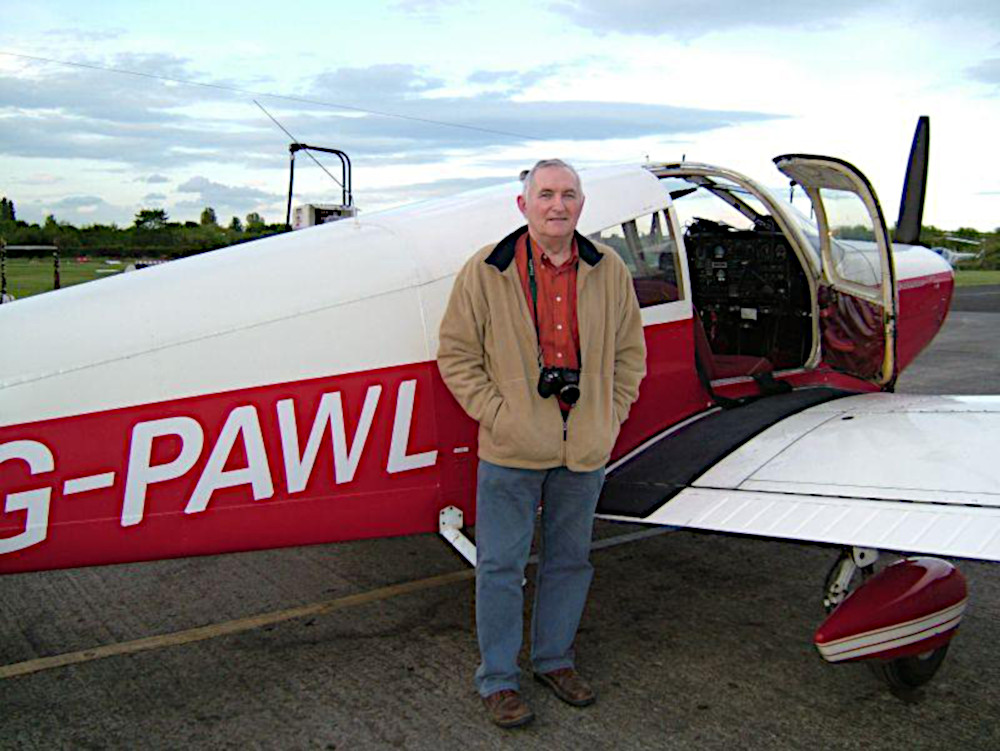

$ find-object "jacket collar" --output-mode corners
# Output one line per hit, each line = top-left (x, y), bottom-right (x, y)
(485, 225), (603, 272)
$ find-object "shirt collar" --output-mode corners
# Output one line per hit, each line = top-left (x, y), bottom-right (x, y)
(486, 225), (603, 272)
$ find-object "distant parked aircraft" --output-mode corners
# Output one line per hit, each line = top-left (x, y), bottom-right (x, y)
(931, 236), (983, 266)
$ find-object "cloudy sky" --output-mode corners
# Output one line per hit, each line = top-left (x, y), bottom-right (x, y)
(1, 1), (998, 230)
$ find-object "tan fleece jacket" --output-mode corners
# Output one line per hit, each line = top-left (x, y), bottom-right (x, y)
(437, 225), (646, 471)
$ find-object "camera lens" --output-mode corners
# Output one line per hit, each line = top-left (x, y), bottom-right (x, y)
(559, 384), (580, 405)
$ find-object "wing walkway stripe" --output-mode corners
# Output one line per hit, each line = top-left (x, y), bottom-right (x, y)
(0, 527), (671, 680)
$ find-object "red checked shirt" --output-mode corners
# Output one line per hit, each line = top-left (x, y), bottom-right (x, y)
(514, 233), (580, 409)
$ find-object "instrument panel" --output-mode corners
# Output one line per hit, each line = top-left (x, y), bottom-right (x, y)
(685, 218), (811, 368)
(686, 219), (806, 309)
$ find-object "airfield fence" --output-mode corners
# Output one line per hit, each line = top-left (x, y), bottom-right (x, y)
(0, 250), (144, 302)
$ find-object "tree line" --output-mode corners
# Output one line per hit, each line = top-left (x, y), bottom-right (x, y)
(0, 198), (288, 259)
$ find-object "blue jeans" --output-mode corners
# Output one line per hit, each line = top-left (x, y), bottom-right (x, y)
(474, 459), (605, 697)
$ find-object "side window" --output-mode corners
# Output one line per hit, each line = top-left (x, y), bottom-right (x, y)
(590, 223), (633, 269)
(821, 189), (883, 291)
(591, 211), (683, 308)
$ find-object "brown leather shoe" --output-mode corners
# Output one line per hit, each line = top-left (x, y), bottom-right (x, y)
(482, 689), (534, 728)
(534, 667), (596, 707)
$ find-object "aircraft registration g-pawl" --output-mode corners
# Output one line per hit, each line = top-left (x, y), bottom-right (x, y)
(2, 117), (998, 691)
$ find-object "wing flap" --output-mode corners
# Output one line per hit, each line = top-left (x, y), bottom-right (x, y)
(599, 487), (1000, 561)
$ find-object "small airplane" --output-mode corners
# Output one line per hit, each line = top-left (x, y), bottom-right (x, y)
(2, 117), (997, 692)
(931, 236), (983, 266)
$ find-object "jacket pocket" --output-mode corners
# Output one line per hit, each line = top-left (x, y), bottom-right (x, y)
(482, 383), (563, 467)
(484, 397), (530, 464)
(566, 373), (618, 469)
(490, 399), (514, 446)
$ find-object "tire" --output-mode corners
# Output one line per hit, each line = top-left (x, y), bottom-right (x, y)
(868, 644), (950, 690)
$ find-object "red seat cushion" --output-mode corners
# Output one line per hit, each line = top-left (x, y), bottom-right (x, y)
(692, 311), (772, 381)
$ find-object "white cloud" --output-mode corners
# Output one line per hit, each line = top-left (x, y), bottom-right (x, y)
(968, 57), (1000, 88)
(0, 55), (781, 224)
(20, 194), (128, 226)
(175, 176), (280, 212)
(550, 0), (1000, 38)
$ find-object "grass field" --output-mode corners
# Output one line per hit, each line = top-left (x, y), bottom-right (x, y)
(954, 269), (1000, 287)
(1, 257), (132, 300)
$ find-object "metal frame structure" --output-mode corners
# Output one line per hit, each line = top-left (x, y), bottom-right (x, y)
(285, 143), (353, 229)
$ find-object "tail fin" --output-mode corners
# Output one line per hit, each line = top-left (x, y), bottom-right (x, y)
(895, 116), (930, 246)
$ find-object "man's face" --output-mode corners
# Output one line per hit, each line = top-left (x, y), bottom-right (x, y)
(517, 166), (585, 246)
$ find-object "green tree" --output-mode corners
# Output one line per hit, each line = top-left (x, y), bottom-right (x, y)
(200, 207), (218, 226)
(833, 224), (874, 241)
(245, 212), (265, 231)
(0, 197), (14, 222)
(134, 209), (169, 231)
(229, 216), (243, 232)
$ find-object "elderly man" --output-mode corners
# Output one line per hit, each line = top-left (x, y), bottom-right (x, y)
(437, 159), (646, 728)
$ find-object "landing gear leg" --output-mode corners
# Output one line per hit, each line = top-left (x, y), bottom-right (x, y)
(822, 546), (878, 613)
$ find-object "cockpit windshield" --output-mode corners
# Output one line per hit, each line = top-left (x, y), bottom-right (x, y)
(660, 175), (765, 232)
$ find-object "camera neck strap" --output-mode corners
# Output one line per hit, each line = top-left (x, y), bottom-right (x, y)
(525, 236), (543, 369)
(525, 235), (540, 333)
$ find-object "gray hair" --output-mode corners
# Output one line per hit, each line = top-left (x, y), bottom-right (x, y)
(520, 159), (582, 197)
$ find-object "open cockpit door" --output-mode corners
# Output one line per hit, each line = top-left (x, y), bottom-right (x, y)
(774, 155), (898, 386)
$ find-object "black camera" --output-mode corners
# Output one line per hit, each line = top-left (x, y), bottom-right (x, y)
(537, 367), (581, 405)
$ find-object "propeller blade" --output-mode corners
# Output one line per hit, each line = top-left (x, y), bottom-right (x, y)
(895, 116), (930, 246)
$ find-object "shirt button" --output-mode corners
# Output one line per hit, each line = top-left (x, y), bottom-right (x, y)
(557, 352), (563, 358)
(556, 324), (563, 330)
(555, 296), (562, 302)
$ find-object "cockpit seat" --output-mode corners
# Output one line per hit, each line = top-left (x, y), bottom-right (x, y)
(692, 308), (773, 381)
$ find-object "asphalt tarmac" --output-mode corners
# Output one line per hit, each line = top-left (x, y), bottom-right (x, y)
(2, 289), (1000, 750)
(950, 284), (1000, 314)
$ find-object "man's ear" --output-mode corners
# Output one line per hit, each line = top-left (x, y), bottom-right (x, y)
(516, 194), (527, 216)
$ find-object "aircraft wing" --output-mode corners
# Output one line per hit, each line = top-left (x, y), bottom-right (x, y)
(598, 391), (1000, 561)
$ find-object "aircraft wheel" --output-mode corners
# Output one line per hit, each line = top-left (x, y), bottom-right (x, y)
(822, 551), (956, 691)
(868, 644), (950, 690)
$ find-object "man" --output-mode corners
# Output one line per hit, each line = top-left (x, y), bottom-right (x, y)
(437, 159), (646, 728)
